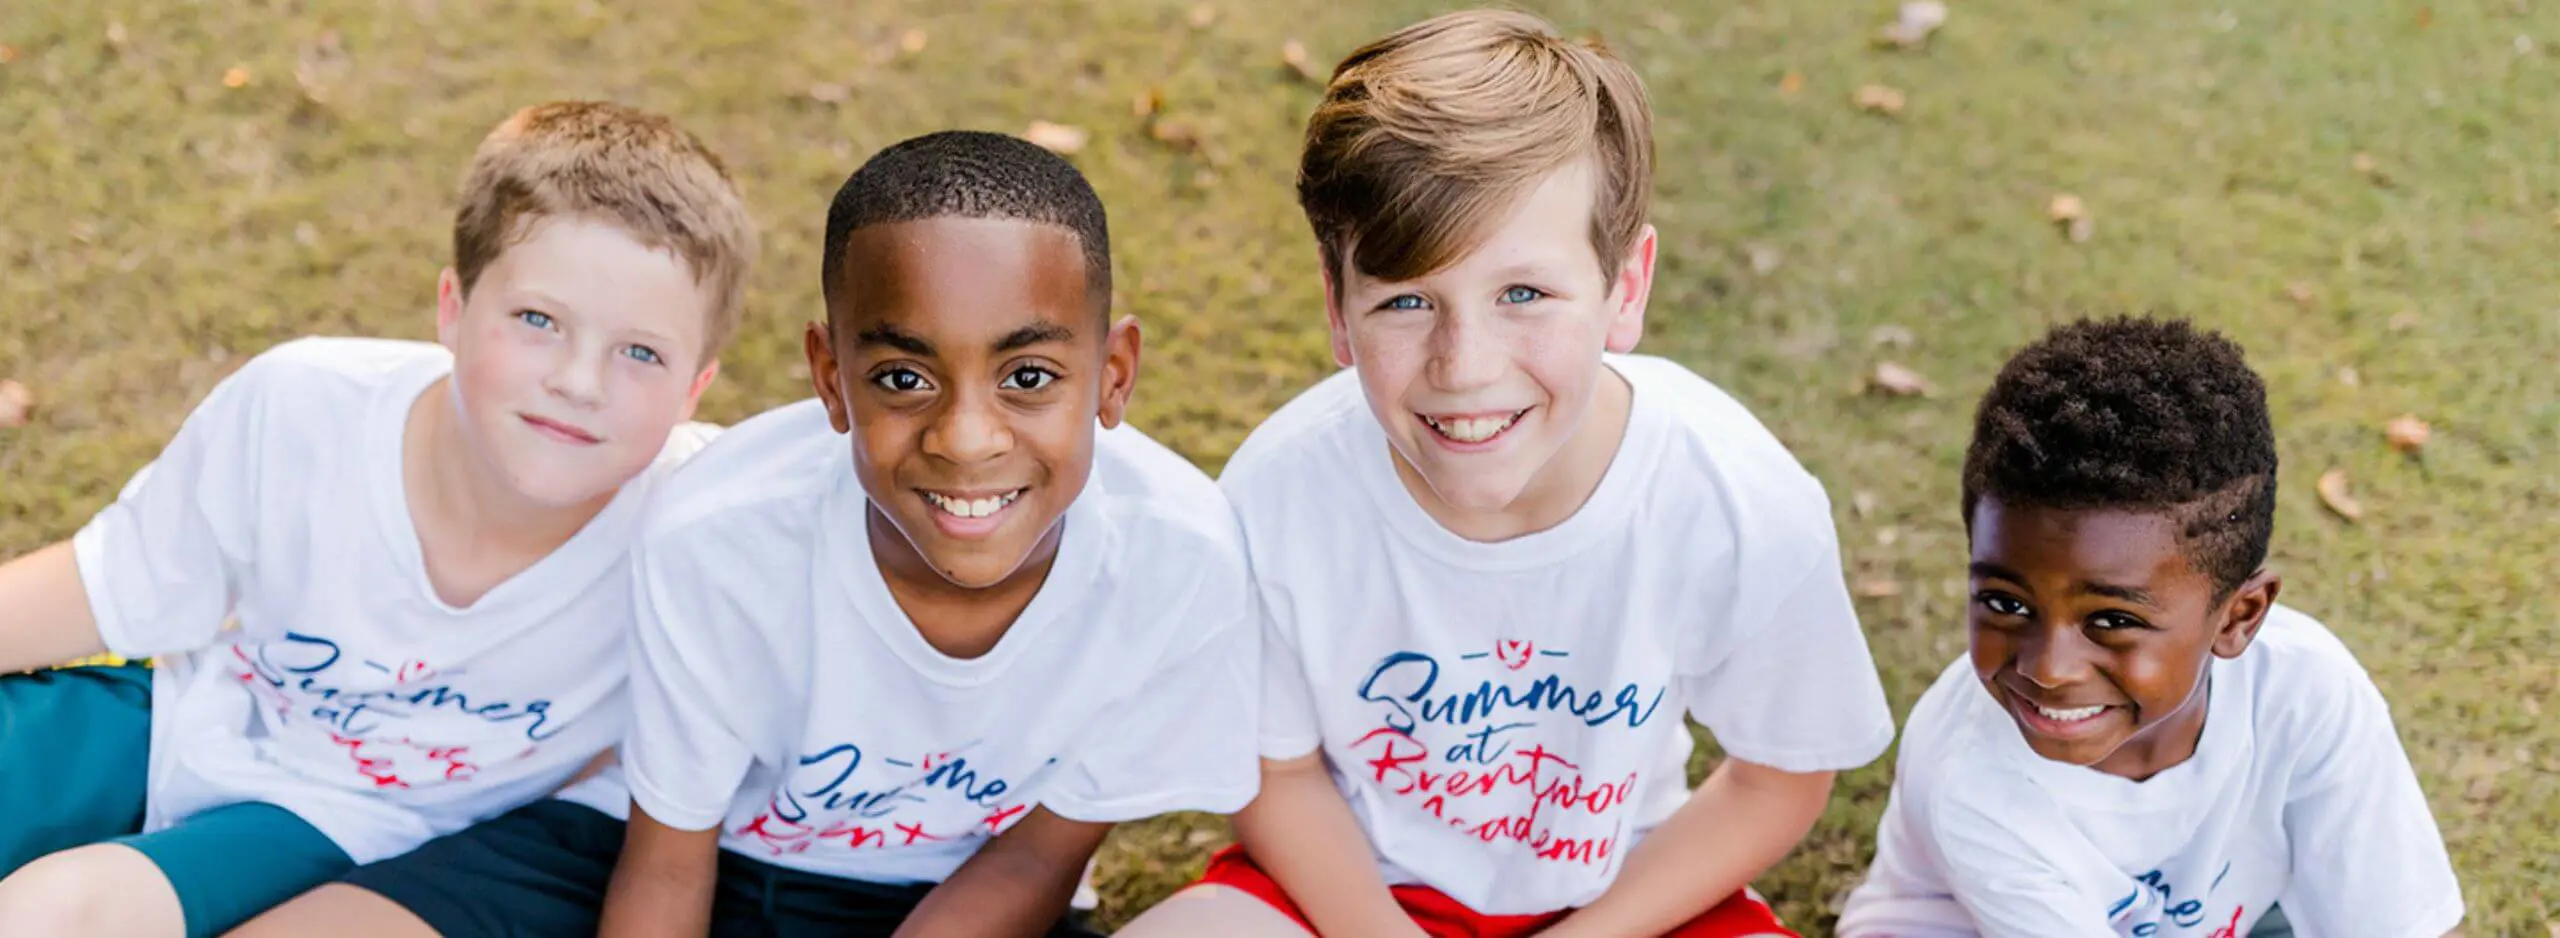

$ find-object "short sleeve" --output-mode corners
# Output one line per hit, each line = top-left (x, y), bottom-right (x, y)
(1678, 534), (1895, 773)
(2274, 672), (2465, 938)
(73, 360), (272, 657)
(1042, 576), (1261, 822)
(1255, 580), (1322, 760)
(622, 535), (775, 831)
(1926, 768), (2127, 938)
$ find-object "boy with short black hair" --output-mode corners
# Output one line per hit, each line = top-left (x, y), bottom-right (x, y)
(0, 100), (753, 938)
(1837, 317), (2464, 937)
(1122, 9), (1894, 938)
(249, 130), (1260, 938)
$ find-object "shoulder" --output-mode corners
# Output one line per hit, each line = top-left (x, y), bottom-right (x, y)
(1090, 424), (1249, 586)
(214, 337), (448, 409)
(1894, 658), (1999, 802)
(2234, 604), (2395, 770)
(1217, 368), (1369, 503)
(1620, 354), (1833, 519)
(639, 399), (841, 554)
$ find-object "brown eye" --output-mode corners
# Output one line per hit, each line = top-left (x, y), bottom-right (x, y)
(999, 366), (1057, 391)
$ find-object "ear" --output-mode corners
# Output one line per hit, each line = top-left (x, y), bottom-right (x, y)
(675, 359), (720, 423)
(436, 268), (466, 347)
(1096, 314), (1145, 430)
(805, 321), (853, 434)
(1603, 225), (1657, 354)
(2209, 570), (2281, 659)
(1321, 261), (1354, 369)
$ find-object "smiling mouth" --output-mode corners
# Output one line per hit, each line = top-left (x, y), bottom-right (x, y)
(2004, 684), (2121, 736)
(1418, 408), (1531, 444)
(520, 413), (602, 445)
(920, 488), (1027, 520)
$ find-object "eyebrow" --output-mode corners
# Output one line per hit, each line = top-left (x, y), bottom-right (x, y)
(1967, 561), (2023, 583)
(993, 322), (1074, 353)
(855, 325), (934, 357)
(2080, 580), (2158, 606)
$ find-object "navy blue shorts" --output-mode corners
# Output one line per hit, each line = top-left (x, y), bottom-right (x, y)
(341, 799), (1103, 938)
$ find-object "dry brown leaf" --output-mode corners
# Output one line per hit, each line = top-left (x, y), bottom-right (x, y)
(1852, 490), (1879, 518)
(2316, 469), (2364, 522)
(898, 29), (928, 55)
(223, 66), (251, 89)
(807, 82), (851, 104)
(1132, 87), (1163, 118)
(2388, 310), (2420, 331)
(2337, 366), (2361, 387)
(1778, 70), (1805, 95)
(2384, 414), (2432, 454)
(1875, 526), (1902, 547)
(1873, 1), (1949, 49)
(2048, 193), (2086, 222)
(1869, 324), (1915, 348)
(1854, 579), (1904, 599)
(293, 29), (351, 103)
(1148, 119), (1201, 152)
(2350, 151), (2395, 187)
(1186, 3), (1218, 28)
(2284, 281), (2317, 308)
(106, 21), (130, 48)
(0, 45), (19, 65)
(0, 380), (33, 428)
(1281, 39), (1322, 83)
(1869, 361), (1932, 397)
(1022, 121), (1089, 155)
(1853, 84), (1906, 116)
(1745, 244), (1783, 275)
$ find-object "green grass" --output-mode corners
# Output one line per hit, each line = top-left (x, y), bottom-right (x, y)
(4, 0), (2554, 933)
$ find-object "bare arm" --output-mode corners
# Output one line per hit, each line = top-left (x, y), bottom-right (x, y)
(892, 808), (1109, 938)
(598, 804), (722, 938)
(0, 541), (107, 673)
(1230, 752), (1428, 938)
(1539, 759), (1834, 938)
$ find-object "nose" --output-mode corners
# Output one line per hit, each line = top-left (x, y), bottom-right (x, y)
(542, 346), (607, 410)
(922, 386), (1013, 465)
(2015, 625), (2097, 691)
(1424, 307), (1505, 393)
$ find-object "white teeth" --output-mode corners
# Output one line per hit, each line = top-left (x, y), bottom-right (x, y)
(1425, 411), (1523, 443)
(925, 490), (1020, 519)
(2035, 703), (2106, 722)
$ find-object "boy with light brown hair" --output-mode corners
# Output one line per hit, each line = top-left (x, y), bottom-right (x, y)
(0, 100), (752, 938)
(1120, 9), (1895, 937)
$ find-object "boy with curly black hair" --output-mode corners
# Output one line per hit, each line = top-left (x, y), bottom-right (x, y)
(1837, 317), (2464, 938)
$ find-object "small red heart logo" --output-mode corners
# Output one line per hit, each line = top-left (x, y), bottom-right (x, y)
(1496, 640), (1534, 670)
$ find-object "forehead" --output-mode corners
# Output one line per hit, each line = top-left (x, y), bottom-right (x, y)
(1349, 159), (1604, 288)
(831, 217), (1091, 332)
(484, 217), (710, 332)
(1969, 500), (2204, 588)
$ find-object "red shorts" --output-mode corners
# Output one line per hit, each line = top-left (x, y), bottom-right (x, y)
(1192, 846), (1798, 938)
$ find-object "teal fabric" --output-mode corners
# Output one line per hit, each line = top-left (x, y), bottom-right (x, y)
(0, 664), (154, 873)
(114, 801), (354, 938)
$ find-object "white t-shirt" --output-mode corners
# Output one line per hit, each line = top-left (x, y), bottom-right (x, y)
(1837, 605), (2464, 938)
(1223, 355), (1896, 916)
(606, 399), (1258, 885)
(72, 337), (710, 864)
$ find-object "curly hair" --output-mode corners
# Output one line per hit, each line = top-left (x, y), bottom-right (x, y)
(1962, 317), (2278, 597)
(821, 130), (1110, 318)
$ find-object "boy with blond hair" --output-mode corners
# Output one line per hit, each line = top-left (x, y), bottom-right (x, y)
(1122, 10), (1894, 937)
(0, 101), (754, 938)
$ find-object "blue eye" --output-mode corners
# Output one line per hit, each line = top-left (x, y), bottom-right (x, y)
(1499, 286), (1546, 304)
(999, 366), (1058, 391)
(872, 369), (929, 393)
(515, 310), (556, 330)
(623, 345), (663, 366)
(1381, 294), (1428, 311)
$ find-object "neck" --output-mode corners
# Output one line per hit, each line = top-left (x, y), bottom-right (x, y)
(2096, 672), (2214, 782)
(407, 378), (612, 558)
(865, 504), (1062, 660)
(1406, 364), (1635, 543)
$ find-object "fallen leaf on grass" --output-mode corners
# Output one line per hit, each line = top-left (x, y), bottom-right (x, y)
(2350, 151), (2394, 187)
(1874, 1), (1949, 49)
(1281, 39), (1322, 84)
(223, 66), (251, 89)
(2337, 366), (2361, 387)
(1869, 324), (1915, 348)
(1853, 84), (1906, 116)
(1132, 87), (1163, 118)
(2316, 469), (2364, 522)
(1744, 243), (1783, 275)
(1852, 490), (1879, 518)
(1854, 579), (1904, 599)
(2048, 193), (2094, 242)
(2385, 415), (2431, 454)
(807, 82), (851, 104)
(1023, 121), (1088, 155)
(0, 45), (18, 65)
(1148, 119), (1201, 153)
(106, 21), (130, 49)
(0, 380), (33, 428)
(2284, 281), (2317, 308)
(1869, 361), (1933, 397)
(899, 29), (928, 56)
(1186, 4), (1218, 28)
(1778, 70), (1804, 95)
